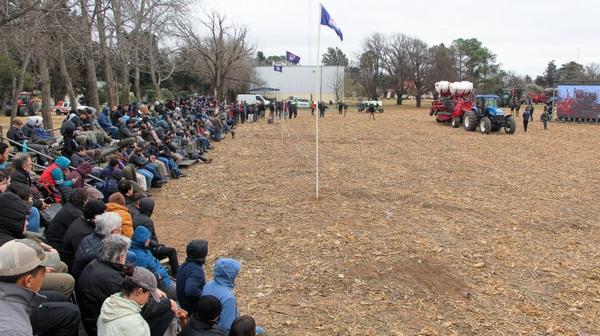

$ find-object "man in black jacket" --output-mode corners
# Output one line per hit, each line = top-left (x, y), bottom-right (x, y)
(45, 188), (88, 253)
(133, 198), (178, 276)
(61, 199), (106, 270)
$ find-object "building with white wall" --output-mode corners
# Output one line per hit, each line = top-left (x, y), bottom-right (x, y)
(253, 66), (345, 103)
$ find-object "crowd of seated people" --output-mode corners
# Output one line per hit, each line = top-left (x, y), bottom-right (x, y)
(0, 96), (266, 336)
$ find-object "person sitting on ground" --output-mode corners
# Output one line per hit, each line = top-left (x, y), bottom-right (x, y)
(6, 182), (42, 233)
(45, 188), (88, 252)
(181, 295), (227, 336)
(96, 267), (156, 336)
(0, 142), (10, 170)
(0, 239), (60, 335)
(177, 240), (208, 313)
(0, 170), (8, 193)
(230, 316), (257, 336)
(106, 192), (134, 238)
(71, 212), (123, 279)
(133, 197), (178, 275)
(38, 156), (77, 203)
(202, 258), (265, 335)
(61, 199), (106, 269)
(130, 226), (176, 299)
(77, 235), (131, 336)
(6, 118), (50, 166)
(98, 106), (119, 138)
(66, 161), (92, 189)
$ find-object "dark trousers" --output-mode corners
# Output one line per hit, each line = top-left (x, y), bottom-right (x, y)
(31, 291), (81, 336)
(543, 120), (548, 130)
(152, 244), (179, 276)
(523, 120), (529, 132)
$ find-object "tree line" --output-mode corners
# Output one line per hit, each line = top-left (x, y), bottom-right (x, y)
(0, 0), (257, 128)
(319, 34), (600, 107)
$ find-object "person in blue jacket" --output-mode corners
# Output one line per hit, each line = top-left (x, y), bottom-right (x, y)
(130, 226), (176, 299)
(176, 240), (208, 313)
(202, 258), (264, 334)
(98, 106), (119, 138)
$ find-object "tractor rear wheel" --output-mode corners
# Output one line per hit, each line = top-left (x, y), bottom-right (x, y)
(451, 117), (460, 128)
(504, 116), (516, 134)
(463, 112), (477, 131)
(479, 117), (491, 134)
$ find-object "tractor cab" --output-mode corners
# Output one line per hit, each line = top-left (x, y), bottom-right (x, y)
(474, 95), (504, 117)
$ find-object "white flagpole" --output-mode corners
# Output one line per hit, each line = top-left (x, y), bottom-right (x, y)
(314, 5), (322, 199)
(281, 64), (285, 142)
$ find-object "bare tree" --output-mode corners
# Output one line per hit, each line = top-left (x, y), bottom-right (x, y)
(329, 70), (344, 103)
(79, 0), (100, 110)
(357, 33), (385, 100)
(585, 63), (600, 82)
(177, 11), (254, 100)
(383, 33), (411, 105)
(406, 37), (432, 108)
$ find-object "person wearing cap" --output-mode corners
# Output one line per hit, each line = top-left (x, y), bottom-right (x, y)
(97, 267), (157, 336)
(61, 199), (106, 269)
(177, 240), (209, 313)
(130, 226), (176, 299)
(0, 239), (59, 335)
(181, 295), (226, 336)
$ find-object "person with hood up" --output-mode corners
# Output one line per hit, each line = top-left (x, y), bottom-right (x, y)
(177, 240), (208, 313)
(0, 192), (31, 246)
(38, 156), (77, 203)
(97, 267), (157, 336)
(181, 295), (227, 336)
(61, 199), (106, 269)
(201, 258), (240, 334)
(130, 226), (176, 299)
(106, 192), (133, 238)
(202, 258), (264, 335)
(98, 106), (119, 138)
(133, 197), (178, 275)
(66, 161), (92, 189)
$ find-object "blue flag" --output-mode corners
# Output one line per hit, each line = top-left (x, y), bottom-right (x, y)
(320, 5), (343, 41)
(286, 51), (300, 64)
(273, 64), (283, 72)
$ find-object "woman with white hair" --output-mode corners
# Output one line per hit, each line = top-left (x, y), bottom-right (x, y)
(76, 234), (131, 336)
(71, 212), (123, 279)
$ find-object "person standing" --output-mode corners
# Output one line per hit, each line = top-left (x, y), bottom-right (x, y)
(541, 108), (549, 130)
(368, 104), (376, 120)
(343, 103), (348, 117)
(522, 108), (531, 132)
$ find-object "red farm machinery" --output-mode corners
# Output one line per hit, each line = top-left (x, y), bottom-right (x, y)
(429, 81), (474, 128)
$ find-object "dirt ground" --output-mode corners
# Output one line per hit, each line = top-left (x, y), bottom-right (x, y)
(117, 102), (598, 335)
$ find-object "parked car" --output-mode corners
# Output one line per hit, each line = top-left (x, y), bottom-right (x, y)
(54, 101), (95, 115)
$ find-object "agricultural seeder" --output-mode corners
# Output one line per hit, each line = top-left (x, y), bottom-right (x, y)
(429, 81), (474, 128)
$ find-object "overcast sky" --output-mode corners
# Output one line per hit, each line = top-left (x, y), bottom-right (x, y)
(195, 0), (599, 77)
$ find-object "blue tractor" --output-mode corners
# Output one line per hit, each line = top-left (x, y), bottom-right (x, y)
(463, 95), (516, 134)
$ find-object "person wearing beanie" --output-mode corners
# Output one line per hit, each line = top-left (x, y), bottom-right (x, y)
(177, 240), (208, 313)
(39, 156), (77, 203)
(129, 226), (176, 299)
(0, 192), (31, 246)
(61, 199), (106, 269)
(181, 295), (226, 336)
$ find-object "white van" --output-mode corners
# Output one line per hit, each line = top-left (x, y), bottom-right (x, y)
(236, 94), (270, 105)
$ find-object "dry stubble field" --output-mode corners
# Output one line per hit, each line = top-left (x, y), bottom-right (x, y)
(150, 101), (600, 335)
